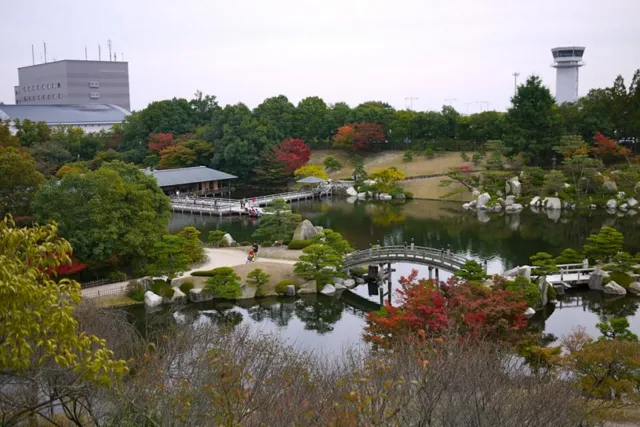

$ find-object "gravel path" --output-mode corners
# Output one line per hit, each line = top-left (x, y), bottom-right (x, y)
(82, 248), (296, 297)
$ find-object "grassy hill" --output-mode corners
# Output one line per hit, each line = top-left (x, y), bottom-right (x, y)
(308, 150), (471, 179)
(309, 150), (474, 200)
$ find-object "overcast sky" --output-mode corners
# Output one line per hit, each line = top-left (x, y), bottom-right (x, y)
(1, 0), (639, 113)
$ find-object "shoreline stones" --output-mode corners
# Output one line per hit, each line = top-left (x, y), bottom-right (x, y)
(144, 291), (163, 307)
(604, 281), (627, 296)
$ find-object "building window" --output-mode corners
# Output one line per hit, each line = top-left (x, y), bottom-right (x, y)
(89, 92), (100, 99)
(89, 81), (99, 88)
(57, 94), (61, 99)
(57, 82), (61, 88)
(46, 84), (49, 89)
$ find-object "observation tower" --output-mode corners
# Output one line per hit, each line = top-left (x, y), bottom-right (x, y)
(551, 46), (585, 104)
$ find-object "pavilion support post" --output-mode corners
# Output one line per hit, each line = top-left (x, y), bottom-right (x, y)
(428, 266), (433, 280)
(435, 268), (440, 282)
(387, 262), (392, 305)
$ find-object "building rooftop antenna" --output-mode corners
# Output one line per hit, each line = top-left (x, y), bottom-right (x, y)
(108, 38), (112, 62)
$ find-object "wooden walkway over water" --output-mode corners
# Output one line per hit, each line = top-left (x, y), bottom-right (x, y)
(171, 188), (329, 216)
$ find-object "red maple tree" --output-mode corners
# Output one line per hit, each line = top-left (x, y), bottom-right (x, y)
(591, 132), (632, 164)
(333, 123), (385, 152)
(147, 133), (175, 154)
(364, 270), (528, 348)
(273, 138), (311, 173)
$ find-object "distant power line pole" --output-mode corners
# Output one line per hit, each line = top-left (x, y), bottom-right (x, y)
(444, 98), (457, 107)
(465, 102), (473, 115)
(512, 72), (520, 96)
(405, 97), (419, 110)
(476, 101), (489, 112)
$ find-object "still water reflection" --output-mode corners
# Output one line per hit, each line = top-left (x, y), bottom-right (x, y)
(157, 199), (640, 351)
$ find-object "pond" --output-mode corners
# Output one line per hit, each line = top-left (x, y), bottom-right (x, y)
(151, 198), (640, 352)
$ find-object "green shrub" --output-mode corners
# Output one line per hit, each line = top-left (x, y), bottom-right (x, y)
(288, 239), (313, 250)
(179, 281), (195, 294)
(203, 267), (242, 299)
(424, 148), (435, 159)
(389, 187), (404, 196)
(150, 279), (174, 298)
(208, 230), (226, 247)
(238, 241), (252, 247)
(404, 191), (414, 199)
(126, 280), (145, 302)
(609, 271), (634, 288)
(505, 276), (541, 308)
(276, 279), (300, 295)
(323, 155), (342, 171)
(350, 267), (368, 278)
(107, 270), (127, 281)
(547, 284), (557, 301)
(403, 150), (414, 162)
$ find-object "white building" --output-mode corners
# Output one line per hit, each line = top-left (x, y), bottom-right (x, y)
(0, 104), (130, 134)
(551, 46), (586, 104)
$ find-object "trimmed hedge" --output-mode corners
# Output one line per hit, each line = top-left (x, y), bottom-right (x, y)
(609, 271), (634, 288)
(191, 270), (217, 277)
(179, 281), (195, 294)
(288, 239), (313, 250)
(276, 279), (299, 295)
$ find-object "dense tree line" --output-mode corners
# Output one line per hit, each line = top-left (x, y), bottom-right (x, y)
(1, 69), (639, 194)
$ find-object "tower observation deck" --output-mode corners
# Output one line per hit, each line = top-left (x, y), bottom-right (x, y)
(551, 46), (585, 104)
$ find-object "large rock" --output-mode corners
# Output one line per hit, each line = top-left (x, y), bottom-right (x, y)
(363, 179), (376, 186)
(617, 191), (627, 200)
(144, 291), (163, 307)
(462, 203), (472, 210)
(188, 288), (213, 303)
(343, 279), (356, 289)
(471, 188), (481, 198)
(285, 285), (296, 296)
(588, 269), (609, 292)
(505, 177), (522, 197)
(393, 193), (406, 200)
(543, 197), (562, 210)
(379, 193), (392, 200)
(604, 281), (627, 295)
(505, 195), (516, 207)
(171, 287), (187, 303)
(529, 196), (541, 207)
(298, 280), (317, 295)
(139, 276), (154, 291)
(605, 199), (618, 210)
(476, 193), (491, 209)
(620, 203), (629, 211)
(222, 233), (236, 246)
(314, 226), (324, 233)
(497, 197), (506, 207)
(346, 186), (358, 197)
(505, 203), (523, 214)
(628, 282), (640, 295)
(628, 198), (638, 208)
(293, 220), (318, 241)
(524, 307), (536, 317)
(320, 284), (336, 295)
(602, 178), (618, 193)
(357, 192), (367, 200)
(334, 283), (347, 290)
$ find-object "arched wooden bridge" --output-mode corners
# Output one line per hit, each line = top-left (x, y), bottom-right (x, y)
(342, 245), (471, 272)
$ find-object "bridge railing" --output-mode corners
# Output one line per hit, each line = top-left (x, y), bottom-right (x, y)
(344, 245), (468, 269)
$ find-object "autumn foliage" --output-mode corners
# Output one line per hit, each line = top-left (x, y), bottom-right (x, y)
(333, 122), (385, 152)
(591, 132), (632, 164)
(364, 270), (528, 348)
(273, 138), (311, 173)
(147, 133), (175, 154)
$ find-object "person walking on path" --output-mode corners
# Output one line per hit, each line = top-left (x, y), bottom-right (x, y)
(247, 250), (255, 263)
(252, 242), (259, 261)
